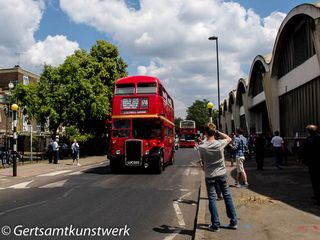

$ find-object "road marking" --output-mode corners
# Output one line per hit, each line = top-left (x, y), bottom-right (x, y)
(7, 180), (34, 189)
(67, 171), (83, 176)
(183, 168), (191, 176)
(39, 179), (68, 188)
(173, 202), (186, 227)
(190, 169), (199, 175)
(37, 170), (72, 177)
(179, 191), (192, 200)
(0, 201), (47, 216)
(58, 187), (78, 199)
(180, 189), (190, 192)
(163, 230), (180, 240)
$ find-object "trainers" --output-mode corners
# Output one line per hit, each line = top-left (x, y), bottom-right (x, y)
(235, 183), (241, 188)
(208, 225), (220, 232)
(227, 224), (238, 230)
(77, 163), (81, 166)
(243, 183), (249, 188)
(221, 224), (238, 230)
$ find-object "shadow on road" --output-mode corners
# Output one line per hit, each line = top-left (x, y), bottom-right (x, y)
(82, 165), (165, 175)
(153, 224), (193, 237)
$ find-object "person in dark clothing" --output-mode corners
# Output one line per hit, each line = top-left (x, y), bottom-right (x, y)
(47, 140), (54, 164)
(254, 133), (265, 170)
(300, 124), (320, 205)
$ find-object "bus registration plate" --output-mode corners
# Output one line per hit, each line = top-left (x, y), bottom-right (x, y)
(126, 161), (140, 166)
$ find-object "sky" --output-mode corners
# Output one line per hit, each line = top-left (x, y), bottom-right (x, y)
(0, 0), (314, 118)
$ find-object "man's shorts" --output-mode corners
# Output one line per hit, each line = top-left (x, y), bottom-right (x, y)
(236, 156), (246, 173)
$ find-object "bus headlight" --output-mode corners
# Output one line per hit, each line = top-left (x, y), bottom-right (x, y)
(116, 150), (121, 155)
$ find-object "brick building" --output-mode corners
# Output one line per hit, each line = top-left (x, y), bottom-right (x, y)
(0, 66), (40, 148)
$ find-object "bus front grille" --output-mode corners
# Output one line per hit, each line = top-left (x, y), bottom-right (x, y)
(125, 140), (143, 166)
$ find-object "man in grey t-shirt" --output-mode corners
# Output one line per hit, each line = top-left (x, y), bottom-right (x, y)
(198, 123), (238, 232)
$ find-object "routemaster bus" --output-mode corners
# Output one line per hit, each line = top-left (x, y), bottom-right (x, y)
(107, 76), (175, 173)
(179, 120), (196, 148)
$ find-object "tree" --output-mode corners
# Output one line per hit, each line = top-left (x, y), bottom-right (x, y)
(14, 40), (128, 138)
(174, 117), (183, 134)
(186, 99), (218, 130)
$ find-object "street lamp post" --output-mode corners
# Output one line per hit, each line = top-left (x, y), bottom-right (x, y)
(208, 36), (221, 129)
(11, 103), (19, 177)
(207, 102), (214, 123)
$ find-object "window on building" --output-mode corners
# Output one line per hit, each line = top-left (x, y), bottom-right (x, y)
(23, 75), (30, 85)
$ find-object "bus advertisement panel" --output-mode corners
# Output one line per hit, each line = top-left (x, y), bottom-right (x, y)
(179, 120), (196, 148)
(107, 76), (175, 173)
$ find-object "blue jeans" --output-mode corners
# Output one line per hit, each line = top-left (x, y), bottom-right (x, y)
(205, 174), (238, 228)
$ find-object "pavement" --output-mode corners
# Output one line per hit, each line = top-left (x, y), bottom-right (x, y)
(194, 155), (320, 240)
(0, 155), (107, 179)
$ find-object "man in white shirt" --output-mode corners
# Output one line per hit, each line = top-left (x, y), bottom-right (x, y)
(271, 131), (284, 169)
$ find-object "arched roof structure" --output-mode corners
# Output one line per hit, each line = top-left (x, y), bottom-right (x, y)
(270, 3), (320, 77)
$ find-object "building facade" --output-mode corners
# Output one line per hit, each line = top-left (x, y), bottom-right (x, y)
(0, 66), (40, 147)
(220, 3), (320, 139)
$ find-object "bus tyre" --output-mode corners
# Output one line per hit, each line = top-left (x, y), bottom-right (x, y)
(155, 153), (164, 174)
(170, 150), (175, 165)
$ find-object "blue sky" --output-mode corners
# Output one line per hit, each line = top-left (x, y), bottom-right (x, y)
(0, 0), (313, 117)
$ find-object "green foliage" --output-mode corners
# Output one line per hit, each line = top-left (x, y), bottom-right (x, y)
(186, 99), (218, 130)
(13, 40), (128, 140)
(65, 125), (94, 143)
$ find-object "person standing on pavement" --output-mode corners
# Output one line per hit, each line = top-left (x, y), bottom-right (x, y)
(198, 123), (238, 232)
(234, 129), (249, 188)
(47, 140), (54, 164)
(271, 131), (284, 169)
(53, 138), (59, 164)
(71, 139), (80, 166)
(300, 124), (320, 205)
(254, 133), (265, 170)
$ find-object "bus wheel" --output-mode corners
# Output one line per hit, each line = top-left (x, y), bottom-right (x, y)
(170, 150), (175, 165)
(155, 153), (164, 174)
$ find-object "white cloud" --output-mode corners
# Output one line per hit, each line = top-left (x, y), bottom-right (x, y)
(60, 0), (285, 118)
(0, 0), (79, 72)
(25, 35), (79, 66)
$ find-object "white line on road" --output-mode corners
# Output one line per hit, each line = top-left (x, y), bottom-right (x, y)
(0, 201), (47, 216)
(39, 179), (68, 188)
(7, 180), (34, 189)
(163, 231), (180, 240)
(37, 170), (73, 177)
(58, 187), (78, 199)
(183, 168), (191, 176)
(67, 171), (83, 176)
(173, 201), (186, 227)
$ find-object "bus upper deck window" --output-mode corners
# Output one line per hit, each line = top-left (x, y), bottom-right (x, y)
(137, 83), (157, 94)
(115, 84), (135, 95)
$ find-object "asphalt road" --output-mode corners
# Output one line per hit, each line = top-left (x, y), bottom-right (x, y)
(0, 148), (201, 240)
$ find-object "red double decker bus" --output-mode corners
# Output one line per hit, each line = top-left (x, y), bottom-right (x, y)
(107, 76), (175, 173)
(179, 120), (196, 148)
